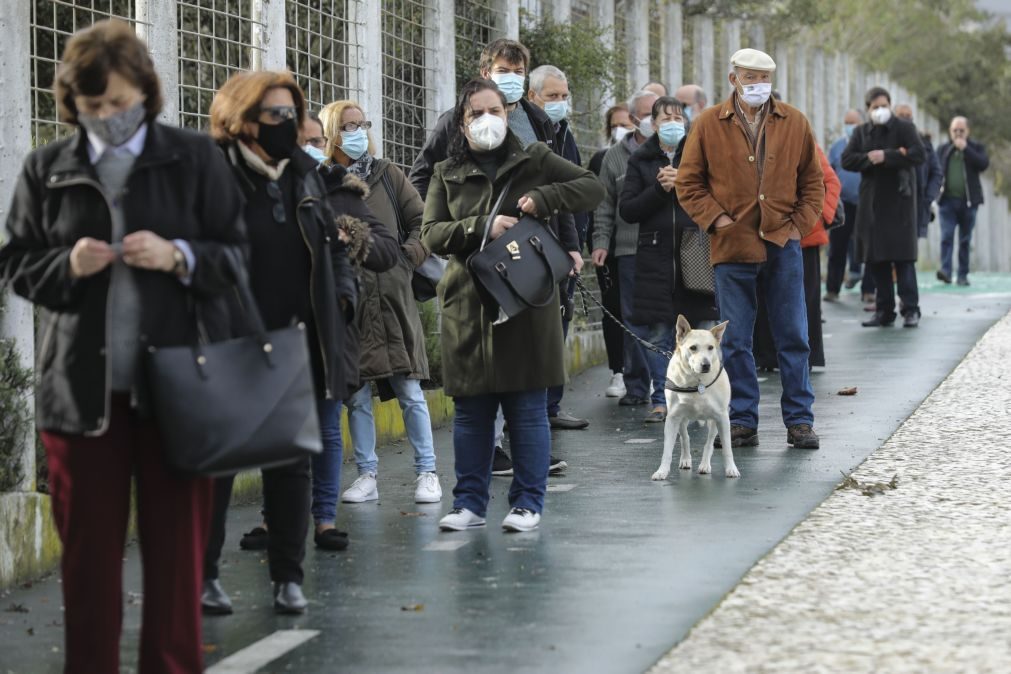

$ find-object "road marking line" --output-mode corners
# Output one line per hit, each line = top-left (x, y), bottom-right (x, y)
(423, 539), (470, 551)
(547, 484), (577, 492)
(206, 629), (319, 674)
(624, 438), (656, 444)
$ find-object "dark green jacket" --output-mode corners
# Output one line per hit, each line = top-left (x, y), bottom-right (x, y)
(421, 133), (605, 397)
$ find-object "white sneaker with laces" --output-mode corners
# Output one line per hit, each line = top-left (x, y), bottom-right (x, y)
(605, 373), (626, 398)
(414, 472), (443, 503)
(439, 507), (486, 531)
(341, 473), (378, 503)
(502, 507), (541, 532)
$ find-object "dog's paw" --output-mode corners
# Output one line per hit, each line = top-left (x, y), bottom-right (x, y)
(725, 465), (741, 478)
(651, 469), (670, 481)
(678, 458), (692, 471)
(698, 462), (712, 475)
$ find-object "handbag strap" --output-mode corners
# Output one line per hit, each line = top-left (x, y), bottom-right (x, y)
(379, 169), (408, 244)
(478, 175), (516, 252)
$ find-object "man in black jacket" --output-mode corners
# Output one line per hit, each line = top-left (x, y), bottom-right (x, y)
(936, 116), (989, 286)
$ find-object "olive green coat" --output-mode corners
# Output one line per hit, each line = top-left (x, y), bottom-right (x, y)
(357, 158), (430, 383)
(421, 134), (605, 397)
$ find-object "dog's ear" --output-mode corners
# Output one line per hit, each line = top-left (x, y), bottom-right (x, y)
(710, 320), (729, 344)
(676, 314), (692, 343)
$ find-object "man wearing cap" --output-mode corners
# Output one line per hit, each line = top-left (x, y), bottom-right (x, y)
(675, 48), (824, 450)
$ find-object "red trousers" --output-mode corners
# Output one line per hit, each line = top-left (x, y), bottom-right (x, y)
(42, 395), (213, 674)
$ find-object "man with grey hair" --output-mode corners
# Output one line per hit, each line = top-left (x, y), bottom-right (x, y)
(674, 83), (707, 123)
(591, 88), (659, 407)
(526, 64), (590, 430)
(676, 48), (824, 450)
(936, 115), (989, 285)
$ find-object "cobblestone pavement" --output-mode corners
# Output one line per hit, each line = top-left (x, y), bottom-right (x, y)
(651, 311), (1011, 674)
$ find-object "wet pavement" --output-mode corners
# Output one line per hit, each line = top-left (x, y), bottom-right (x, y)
(1, 286), (1009, 674)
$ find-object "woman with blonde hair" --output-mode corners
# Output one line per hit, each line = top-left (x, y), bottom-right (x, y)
(315, 100), (443, 507)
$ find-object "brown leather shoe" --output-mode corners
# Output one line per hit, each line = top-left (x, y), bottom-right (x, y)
(714, 424), (759, 449)
(787, 424), (820, 449)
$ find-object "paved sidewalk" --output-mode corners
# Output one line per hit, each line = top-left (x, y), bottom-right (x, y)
(651, 310), (1011, 673)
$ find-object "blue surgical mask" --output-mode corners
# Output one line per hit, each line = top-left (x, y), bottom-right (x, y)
(683, 107), (694, 123)
(544, 100), (569, 124)
(491, 73), (525, 104)
(339, 128), (369, 160)
(302, 144), (327, 164)
(844, 123), (857, 138)
(657, 121), (686, 147)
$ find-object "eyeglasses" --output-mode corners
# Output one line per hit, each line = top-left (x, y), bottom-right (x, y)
(265, 181), (285, 224)
(259, 106), (298, 123)
(306, 136), (327, 148)
(340, 121), (372, 133)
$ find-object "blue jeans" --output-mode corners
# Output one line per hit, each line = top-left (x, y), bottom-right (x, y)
(627, 321), (674, 406)
(616, 255), (650, 399)
(939, 196), (978, 281)
(311, 398), (343, 525)
(452, 390), (550, 516)
(346, 375), (437, 475)
(714, 240), (814, 430)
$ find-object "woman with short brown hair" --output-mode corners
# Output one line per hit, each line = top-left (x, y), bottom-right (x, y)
(0, 20), (245, 673)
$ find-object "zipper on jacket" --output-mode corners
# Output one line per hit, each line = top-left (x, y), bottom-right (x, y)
(294, 195), (333, 400)
(47, 175), (115, 437)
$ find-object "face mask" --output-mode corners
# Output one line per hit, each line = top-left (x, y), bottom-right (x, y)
(612, 126), (632, 144)
(657, 121), (686, 147)
(870, 107), (892, 125)
(468, 113), (508, 151)
(491, 73), (525, 104)
(544, 101), (569, 124)
(339, 128), (369, 160)
(302, 144), (327, 164)
(844, 123), (857, 138)
(736, 81), (773, 108)
(78, 101), (146, 148)
(637, 116), (654, 138)
(256, 117), (298, 161)
(683, 106), (694, 123)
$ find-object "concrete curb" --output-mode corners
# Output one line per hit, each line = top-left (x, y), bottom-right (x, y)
(0, 330), (606, 589)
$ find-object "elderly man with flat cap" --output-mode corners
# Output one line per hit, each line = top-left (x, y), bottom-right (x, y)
(675, 47), (824, 450)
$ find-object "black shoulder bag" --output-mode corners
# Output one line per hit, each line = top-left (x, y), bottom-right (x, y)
(379, 169), (447, 302)
(467, 176), (573, 321)
(145, 253), (322, 476)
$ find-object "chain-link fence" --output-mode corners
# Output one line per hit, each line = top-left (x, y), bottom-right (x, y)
(454, 0), (505, 92)
(286, 0), (362, 112)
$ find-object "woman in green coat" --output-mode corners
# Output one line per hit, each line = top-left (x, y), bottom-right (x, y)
(422, 79), (604, 533)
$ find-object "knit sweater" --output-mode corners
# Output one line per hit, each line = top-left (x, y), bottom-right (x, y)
(591, 135), (640, 257)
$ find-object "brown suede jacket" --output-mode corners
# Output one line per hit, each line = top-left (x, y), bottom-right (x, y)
(674, 94), (824, 265)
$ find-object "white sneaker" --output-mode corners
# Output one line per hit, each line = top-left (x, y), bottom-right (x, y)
(439, 507), (486, 531)
(605, 373), (626, 398)
(502, 507), (541, 532)
(414, 472), (443, 503)
(341, 473), (378, 503)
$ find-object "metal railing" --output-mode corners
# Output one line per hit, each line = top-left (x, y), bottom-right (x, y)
(454, 0), (505, 91)
(285, 0), (362, 112)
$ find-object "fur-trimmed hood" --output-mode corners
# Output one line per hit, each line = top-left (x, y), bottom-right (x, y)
(317, 161), (370, 199)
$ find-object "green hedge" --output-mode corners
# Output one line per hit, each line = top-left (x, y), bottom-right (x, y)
(0, 295), (33, 492)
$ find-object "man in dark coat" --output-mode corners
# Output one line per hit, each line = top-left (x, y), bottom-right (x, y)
(935, 116), (990, 286)
(895, 105), (943, 240)
(842, 87), (925, 328)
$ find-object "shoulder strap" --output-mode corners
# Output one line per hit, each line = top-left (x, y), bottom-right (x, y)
(379, 168), (408, 243)
(479, 175), (516, 252)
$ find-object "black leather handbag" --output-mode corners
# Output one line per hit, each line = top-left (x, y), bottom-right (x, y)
(380, 170), (447, 302)
(467, 177), (573, 321)
(825, 197), (846, 231)
(145, 262), (322, 476)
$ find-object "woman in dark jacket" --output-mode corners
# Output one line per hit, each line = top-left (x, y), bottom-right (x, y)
(619, 96), (718, 423)
(0, 21), (245, 672)
(199, 70), (387, 616)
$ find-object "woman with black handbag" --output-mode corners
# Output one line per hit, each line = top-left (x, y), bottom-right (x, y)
(422, 79), (603, 533)
(200, 70), (395, 616)
(619, 97), (719, 423)
(0, 21), (245, 672)
(316, 99), (444, 507)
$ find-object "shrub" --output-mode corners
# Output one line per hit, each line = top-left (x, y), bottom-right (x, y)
(0, 296), (34, 492)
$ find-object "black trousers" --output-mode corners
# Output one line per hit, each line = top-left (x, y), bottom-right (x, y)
(753, 245), (824, 369)
(869, 261), (919, 318)
(826, 201), (858, 294)
(204, 455), (311, 584)
(596, 256), (624, 374)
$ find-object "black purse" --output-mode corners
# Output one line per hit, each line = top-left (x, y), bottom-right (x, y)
(825, 197), (846, 231)
(467, 177), (573, 321)
(380, 170), (447, 302)
(145, 259), (322, 476)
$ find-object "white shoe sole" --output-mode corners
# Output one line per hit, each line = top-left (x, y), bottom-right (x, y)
(605, 389), (626, 398)
(341, 491), (379, 503)
(415, 493), (443, 504)
(502, 521), (539, 533)
(548, 460), (568, 474)
(439, 519), (486, 531)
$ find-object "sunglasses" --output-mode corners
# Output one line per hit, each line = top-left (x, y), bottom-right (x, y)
(259, 105), (298, 123)
(266, 181), (285, 224)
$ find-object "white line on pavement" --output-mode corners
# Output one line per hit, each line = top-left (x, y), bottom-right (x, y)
(423, 539), (470, 551)
(624, 438), (656, 444)
(206, 629), (319, 674)
(547, 484), (577, 492)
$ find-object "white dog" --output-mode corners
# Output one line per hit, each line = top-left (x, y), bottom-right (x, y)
(651, 315), (740, 480)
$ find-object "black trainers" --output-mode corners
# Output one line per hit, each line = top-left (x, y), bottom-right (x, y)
(787, 424), (820, 449)
(313, 528), (349, 551)
(491, 446), (514, 476)
(549, 455), (568, 474)
(618, 394), (650, 406)
(861, 313), (896, 327)
(714, 425), (759, 449)
(239, 526), (268, 550)
(936, 270), (952, 284)
(903, 312), (920, 328)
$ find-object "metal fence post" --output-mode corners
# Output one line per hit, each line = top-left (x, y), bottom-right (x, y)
(0, 0), (35, 492)
(721, 19), (741, 101)
(136, 0), (179, 126)
(352, 1), (384, 157)
(495, 0), (519, 40)
(775, 43), (789, 104)
(692, 15), (714, 100)
(665, 1), (683, 90)
(429, 0), (456, 125)
(252, 0), (287, 71)
(627, 0), (649, 91)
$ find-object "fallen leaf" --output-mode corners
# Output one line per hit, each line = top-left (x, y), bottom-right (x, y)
(399, 511), (427, 517)
(203, 644), (219, 654)
(837, 386), (858, 396)
(401, 603), (425, 612)
(5, 603), (29, 614)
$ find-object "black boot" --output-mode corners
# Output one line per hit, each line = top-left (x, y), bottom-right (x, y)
(861, 312), (896, 327)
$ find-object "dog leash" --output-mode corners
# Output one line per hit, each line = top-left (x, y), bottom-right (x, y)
(573, 275), (674, 359)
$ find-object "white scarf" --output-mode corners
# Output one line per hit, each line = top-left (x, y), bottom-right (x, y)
(236, 141), (289, 181)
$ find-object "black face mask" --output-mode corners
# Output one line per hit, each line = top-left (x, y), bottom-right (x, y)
(255, 118), (298, 161)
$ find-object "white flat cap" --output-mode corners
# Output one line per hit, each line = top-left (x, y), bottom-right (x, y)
(731, 48), (776, 72)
